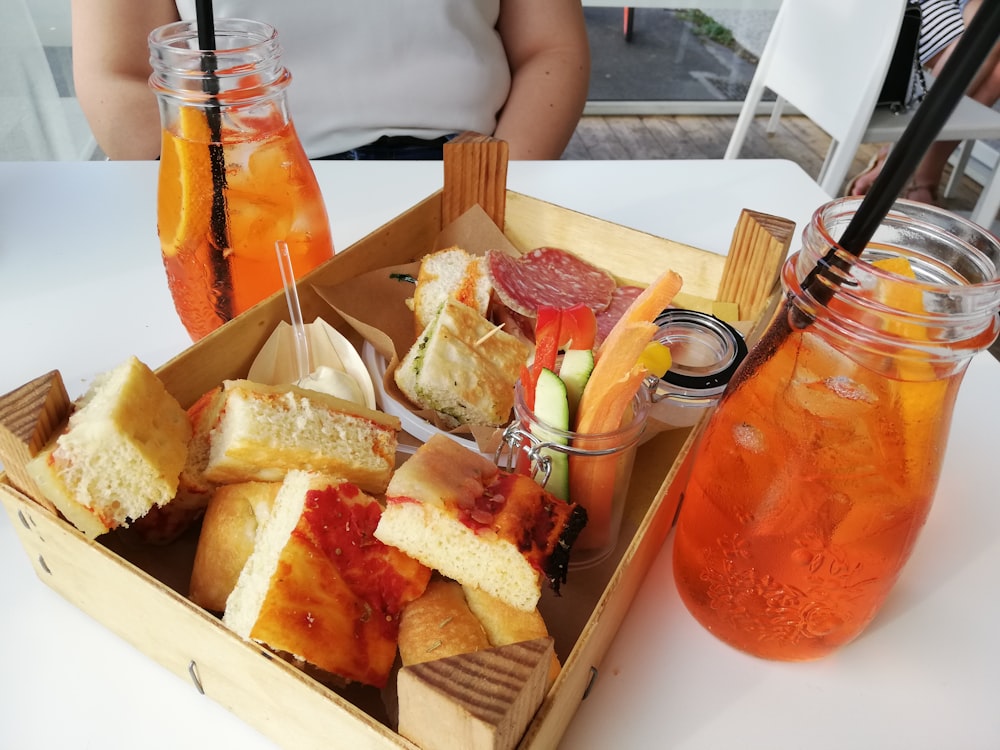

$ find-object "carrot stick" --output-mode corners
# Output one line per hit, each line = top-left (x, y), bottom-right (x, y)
(577, 268), (682, 433)
(597, 269), (683, 358)
(569, 367), (647, 550)
(569, 269), (683, 551)
(575, 322), (655, 433)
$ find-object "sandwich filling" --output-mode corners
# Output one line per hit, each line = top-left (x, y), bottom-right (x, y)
(394, 298), (531, 427)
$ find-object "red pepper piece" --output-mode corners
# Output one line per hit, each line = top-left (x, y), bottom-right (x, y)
(558, 304), (597, 351)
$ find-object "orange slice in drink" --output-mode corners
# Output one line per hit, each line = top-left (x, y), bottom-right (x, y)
(871, 256), (931, 379)
(162, 106), (215, 259)
(870, 256), (948, 481)
(870, 256), (915, 278)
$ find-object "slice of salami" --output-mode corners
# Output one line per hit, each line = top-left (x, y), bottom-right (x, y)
(488, 295), (535, 343)
(594, 285), (644, 346)
(487, 247), (617, 318)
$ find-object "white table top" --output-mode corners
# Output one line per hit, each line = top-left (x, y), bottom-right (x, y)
(1, 159), (997, 750)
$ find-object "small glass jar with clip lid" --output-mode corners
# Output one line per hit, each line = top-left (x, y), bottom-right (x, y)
(647, 309), (748, 429)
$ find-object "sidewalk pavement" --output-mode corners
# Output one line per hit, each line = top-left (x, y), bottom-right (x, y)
(584, 7), (772, 102)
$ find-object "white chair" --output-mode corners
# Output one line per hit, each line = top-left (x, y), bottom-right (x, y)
(725, 0), (1000, 229)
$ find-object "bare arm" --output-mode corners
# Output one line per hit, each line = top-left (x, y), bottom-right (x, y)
(71, 0), (179, 159)
(495, 0), (591, 160)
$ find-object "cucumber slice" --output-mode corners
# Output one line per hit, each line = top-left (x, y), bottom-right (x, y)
(531, 368), (571, 501)
(558, 348), (595, 421)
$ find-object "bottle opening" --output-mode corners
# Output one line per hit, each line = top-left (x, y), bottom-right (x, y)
(653, 309), (747, 394)
(647, 309), (748, 427)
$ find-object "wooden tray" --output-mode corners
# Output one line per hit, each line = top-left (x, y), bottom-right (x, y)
(0, 187), (788, 749)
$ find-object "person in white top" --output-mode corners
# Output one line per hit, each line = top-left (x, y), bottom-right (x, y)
(71, 0), (590, 160)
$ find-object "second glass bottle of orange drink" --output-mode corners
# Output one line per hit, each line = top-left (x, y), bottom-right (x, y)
(149, 18), (333, 340)
(673, 198), (1000, 661)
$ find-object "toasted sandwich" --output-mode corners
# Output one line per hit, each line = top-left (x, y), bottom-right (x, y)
(394, 298), (531, 427)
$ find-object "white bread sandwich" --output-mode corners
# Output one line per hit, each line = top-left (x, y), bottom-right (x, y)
(374, 434), (587, 612)
(202, 380), (400, 494)
(223, 470), (431, 688)
(25, 356), (191, 539)
(394, 298), (531, 428)
(410, 246), (492, 334)
(188, 480), (280, 613)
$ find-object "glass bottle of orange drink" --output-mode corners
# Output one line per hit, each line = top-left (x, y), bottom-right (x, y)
(149, 19), (333, 340)
(673, 198), (1000, 661)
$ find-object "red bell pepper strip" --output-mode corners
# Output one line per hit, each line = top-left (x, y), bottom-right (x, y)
(524, 305), (598, 410)
(557, 304), (597, 351)
(533, 306), (561, 370)
(523, 306), (561, 412)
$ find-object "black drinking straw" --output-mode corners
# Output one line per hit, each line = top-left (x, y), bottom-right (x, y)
(196, 0), (234, 322)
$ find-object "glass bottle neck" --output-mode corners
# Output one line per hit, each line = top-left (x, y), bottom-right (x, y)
(784, 197), (1000, 367)
(148, 18), (290, 107)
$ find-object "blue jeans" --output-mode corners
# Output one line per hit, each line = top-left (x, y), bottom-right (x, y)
(320, 134), (456, 160)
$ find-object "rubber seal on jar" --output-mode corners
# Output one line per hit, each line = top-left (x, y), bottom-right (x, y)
(652, 309), (748, 392)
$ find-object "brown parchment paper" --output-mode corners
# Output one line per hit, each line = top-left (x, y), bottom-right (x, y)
(311, 205), (521, 453)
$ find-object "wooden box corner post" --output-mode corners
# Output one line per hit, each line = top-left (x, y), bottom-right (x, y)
(397, 637), (554, 750)
(716, 209), (796, 322)
(443, 132), (509, 230)
(0, 370), (70, 513)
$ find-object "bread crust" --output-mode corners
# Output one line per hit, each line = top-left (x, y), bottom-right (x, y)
(398, 577), (491, 666)
(223, 471), (431, 688)
(132, 386), (223, 544)
(26, 442), (109, 538)
(461, 584), (549, 647)
(24, 356), (191, 538)
(188, 480), (279, 613)
(463, 584), (561, 686)
(376, 434), (586, 612)
(398, 578), (561, 689)
(394, 298), (531, 427)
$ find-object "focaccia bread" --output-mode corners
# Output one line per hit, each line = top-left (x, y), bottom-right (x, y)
(131, 386), (223, 544)
(462, 584), (551, 650)
(399, 577), (561, 687)
(188, 480), (280, 613)
(375, 434), (587, 612)
(398, 577), (491, 666)
(224, 470), (431, 688)
(25, 356), (191, 538)
(394, 297), (531, 427)
(463, 584), (561, 687)
(203, 380), (400, 494)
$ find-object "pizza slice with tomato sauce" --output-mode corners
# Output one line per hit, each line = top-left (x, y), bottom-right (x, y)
(223, 470), (431, 688)
(374, 434), (587, 613)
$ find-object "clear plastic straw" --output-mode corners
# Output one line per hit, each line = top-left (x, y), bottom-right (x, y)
(275, 240), (311, 382)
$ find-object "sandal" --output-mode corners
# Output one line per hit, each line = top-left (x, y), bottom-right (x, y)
(845, 145), (890, 197)
(901, 182), (939, 205)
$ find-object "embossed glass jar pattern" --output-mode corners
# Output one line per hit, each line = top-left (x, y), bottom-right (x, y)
(672, 198), (1000, 661)
(150, 18), (334, 340)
